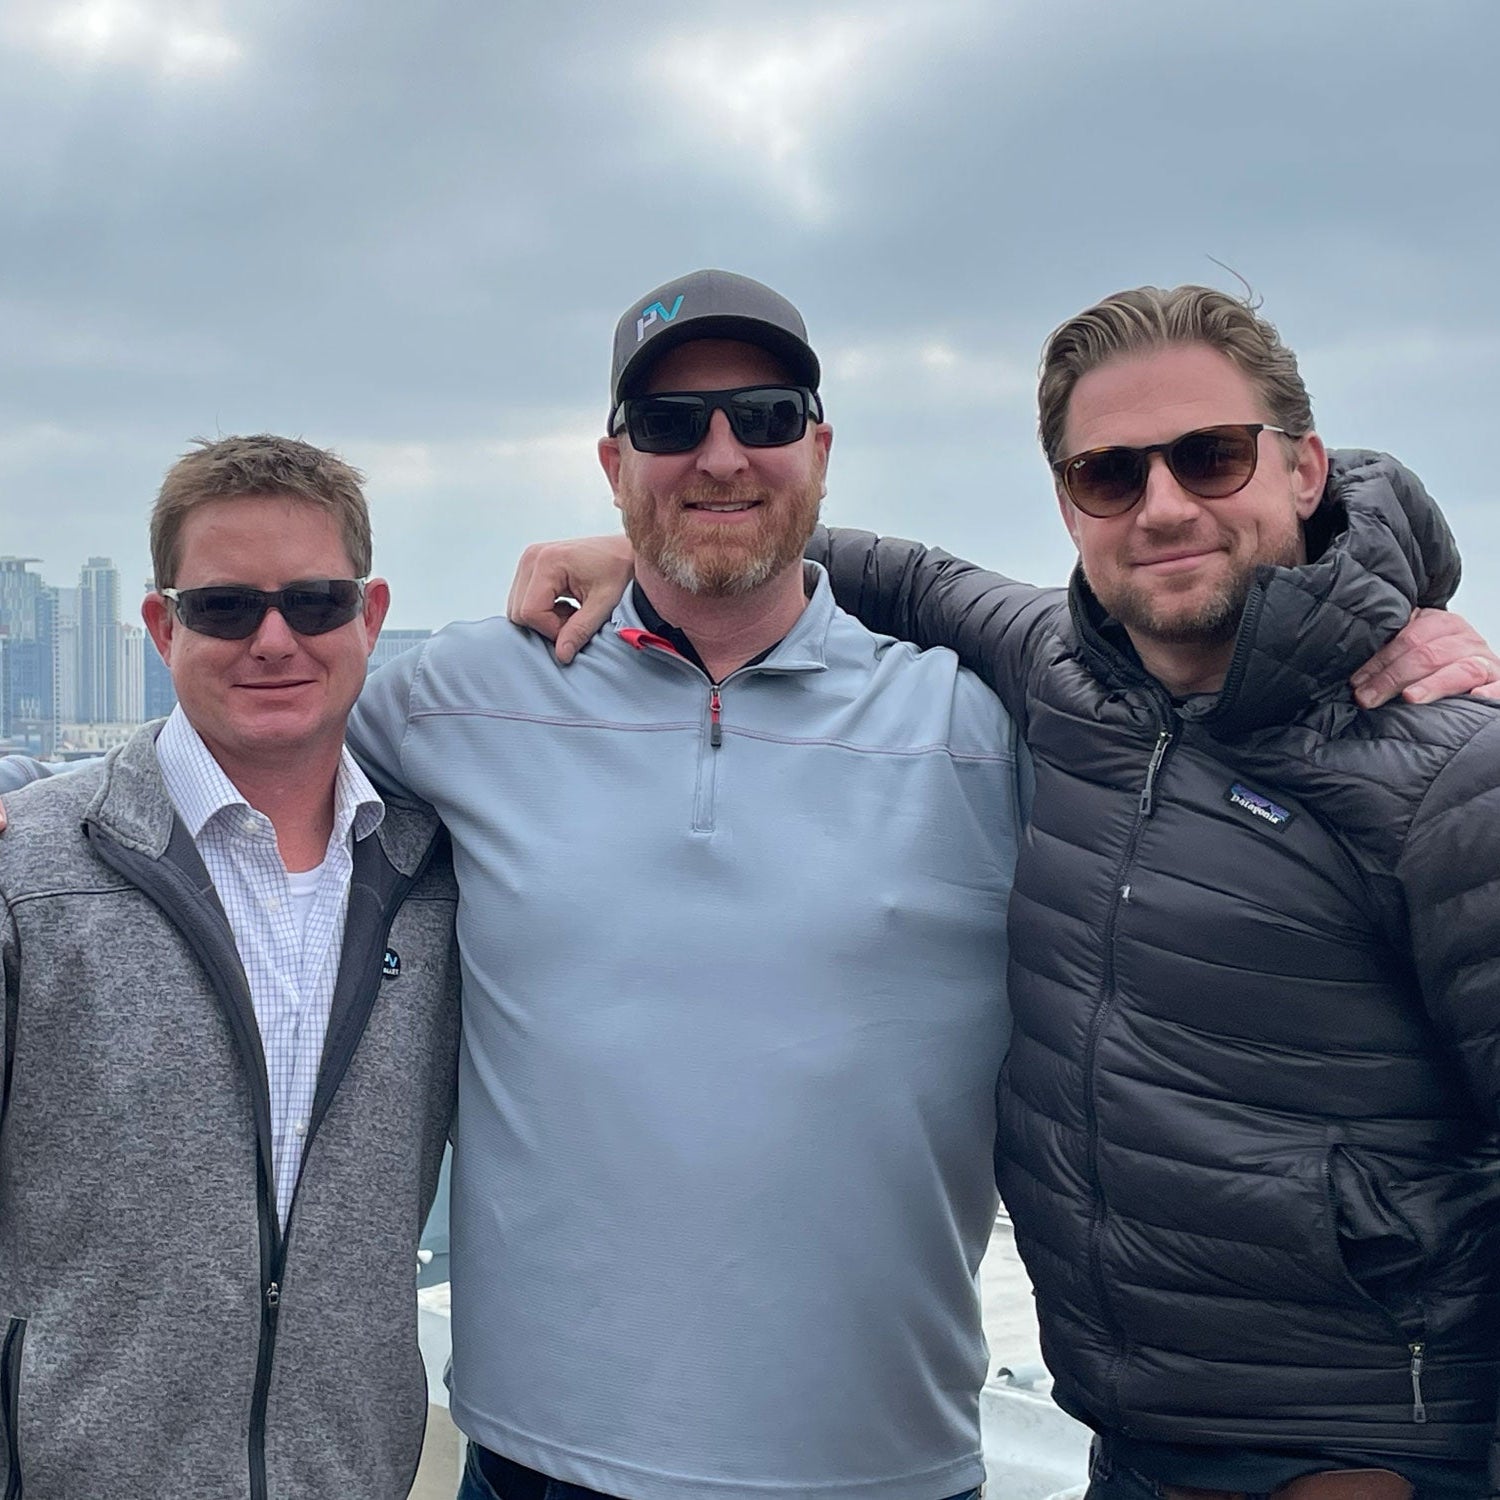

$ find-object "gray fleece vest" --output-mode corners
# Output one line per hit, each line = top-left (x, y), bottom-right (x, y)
(0, 723), (461, 1500)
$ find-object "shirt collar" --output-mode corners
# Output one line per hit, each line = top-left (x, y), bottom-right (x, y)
(156, 705), (384, 845)
(625, 564), (834, 679)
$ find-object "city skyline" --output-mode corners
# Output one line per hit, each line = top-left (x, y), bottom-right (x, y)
(0, 552), (432, 754)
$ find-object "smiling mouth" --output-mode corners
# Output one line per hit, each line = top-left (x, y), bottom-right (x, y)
(684, 500), (760, 512)
(238, 680), (313, 690)
(1135, 549), (1220, 569)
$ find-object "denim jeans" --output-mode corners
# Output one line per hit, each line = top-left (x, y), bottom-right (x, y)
(457, 1445), (980, 1500)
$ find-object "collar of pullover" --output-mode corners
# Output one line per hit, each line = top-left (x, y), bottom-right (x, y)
(619, 562), (835, 681)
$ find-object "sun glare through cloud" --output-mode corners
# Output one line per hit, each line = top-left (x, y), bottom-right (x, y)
(12, 0), (242, 77)
(645, 5), (976, 223)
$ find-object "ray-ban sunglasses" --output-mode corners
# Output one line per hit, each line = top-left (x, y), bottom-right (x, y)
(1053, 423), (1295, 518)
(611, 385), (823, 455)
(161, 578), (369, 640)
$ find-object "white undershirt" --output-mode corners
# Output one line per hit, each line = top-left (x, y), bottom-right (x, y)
(285, 863), (325, 952)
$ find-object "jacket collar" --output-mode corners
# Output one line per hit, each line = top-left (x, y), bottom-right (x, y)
(84, 720), (440, 878)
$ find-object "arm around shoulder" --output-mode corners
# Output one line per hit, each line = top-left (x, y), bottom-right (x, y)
(807, 524), (1062, 717)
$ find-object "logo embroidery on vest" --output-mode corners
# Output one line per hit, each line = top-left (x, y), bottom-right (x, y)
(1226, 782), (1294, 829)
(382, 948), (401, 979)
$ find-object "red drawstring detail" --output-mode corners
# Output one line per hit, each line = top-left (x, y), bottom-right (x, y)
(618, 627), (681, 656)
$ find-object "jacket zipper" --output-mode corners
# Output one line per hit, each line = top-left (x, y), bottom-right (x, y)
(1409, 1342), (1427, 1423)
(708, 685), (723, 748)
(1085, 701), (1178, 1420)
(1137, 728), (1172, 815)
(1199, 585), (1267, 726)
(2, 1317), (27, 1500)
(1321, 1155), (1430, 1426)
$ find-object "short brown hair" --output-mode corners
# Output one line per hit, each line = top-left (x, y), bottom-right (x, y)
(1037, 285), (1315, 464)
(150, 434), (372, 588)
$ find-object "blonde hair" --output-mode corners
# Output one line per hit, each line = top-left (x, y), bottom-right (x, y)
(1037, 285), (1314, 463)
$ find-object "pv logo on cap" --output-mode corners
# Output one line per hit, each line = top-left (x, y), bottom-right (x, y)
(636, 294), (684, 342)
(1226, 782), (1294, 829)
(382, 948), (401, 979)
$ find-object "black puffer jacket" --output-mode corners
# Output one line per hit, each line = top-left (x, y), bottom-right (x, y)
(812, 451), (1500, 1464)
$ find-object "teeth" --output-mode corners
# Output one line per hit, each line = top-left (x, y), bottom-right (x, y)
(689, 502), (754, 512)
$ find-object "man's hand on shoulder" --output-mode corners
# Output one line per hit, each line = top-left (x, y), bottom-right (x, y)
(507, 534), (635, 665)
(1351, 607), (1500, 708)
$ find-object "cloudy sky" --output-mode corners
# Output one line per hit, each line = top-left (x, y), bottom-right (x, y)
(2, 0), (1497, 642)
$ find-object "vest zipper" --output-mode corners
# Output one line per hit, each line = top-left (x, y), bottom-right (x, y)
(1409, 1342), (1427, 1423)
(2, 1317), (25, 1500)
(247, 1217), (284, 1500)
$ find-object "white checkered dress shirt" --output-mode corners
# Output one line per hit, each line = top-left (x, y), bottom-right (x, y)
(155, 707), (385, 1226)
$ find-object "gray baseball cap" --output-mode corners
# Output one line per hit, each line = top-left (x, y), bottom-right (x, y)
(609, 269), (821, 419)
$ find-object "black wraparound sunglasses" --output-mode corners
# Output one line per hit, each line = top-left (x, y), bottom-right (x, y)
(161, 578), (369, 639)
(1053, 423), (1295, 518)
(610, 385), (823, 455)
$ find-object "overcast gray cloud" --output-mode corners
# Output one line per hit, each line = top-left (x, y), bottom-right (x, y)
(2, 0), (1496, 640)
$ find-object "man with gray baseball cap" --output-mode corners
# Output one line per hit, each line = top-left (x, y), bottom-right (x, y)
(345, 268), (1023, 1500)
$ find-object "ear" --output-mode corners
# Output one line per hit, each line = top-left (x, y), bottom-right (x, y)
(1056, 482), (1083, 549)
(598, 435), (624, 508)
(142, 593), (175, 667)
(1291, 432), (1329, 521)
(812, 422), (833, 499)
(360, 578), (392, 654)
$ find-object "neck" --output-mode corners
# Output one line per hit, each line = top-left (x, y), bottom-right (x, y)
(208, 742), (343, 872)
(636, 559), (809, 681)
(1131, 636), (1235, 698)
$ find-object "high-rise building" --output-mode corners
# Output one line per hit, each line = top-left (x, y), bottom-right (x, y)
(0, 559), (45, 742)
(78, 557), (122, 724)
(48, 586), (80, 728)
(118, 622), (145, 724)
(0, 557), (43, 640)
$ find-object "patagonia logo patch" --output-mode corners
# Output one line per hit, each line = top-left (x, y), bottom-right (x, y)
(382, 948), (401, 979)
(1226, 782), (1294, 829)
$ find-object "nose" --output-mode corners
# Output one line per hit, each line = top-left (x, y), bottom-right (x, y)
(694, 409), (750, 481)
(248, 606), (299, 658)
(1135, 450), (1203, 528)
